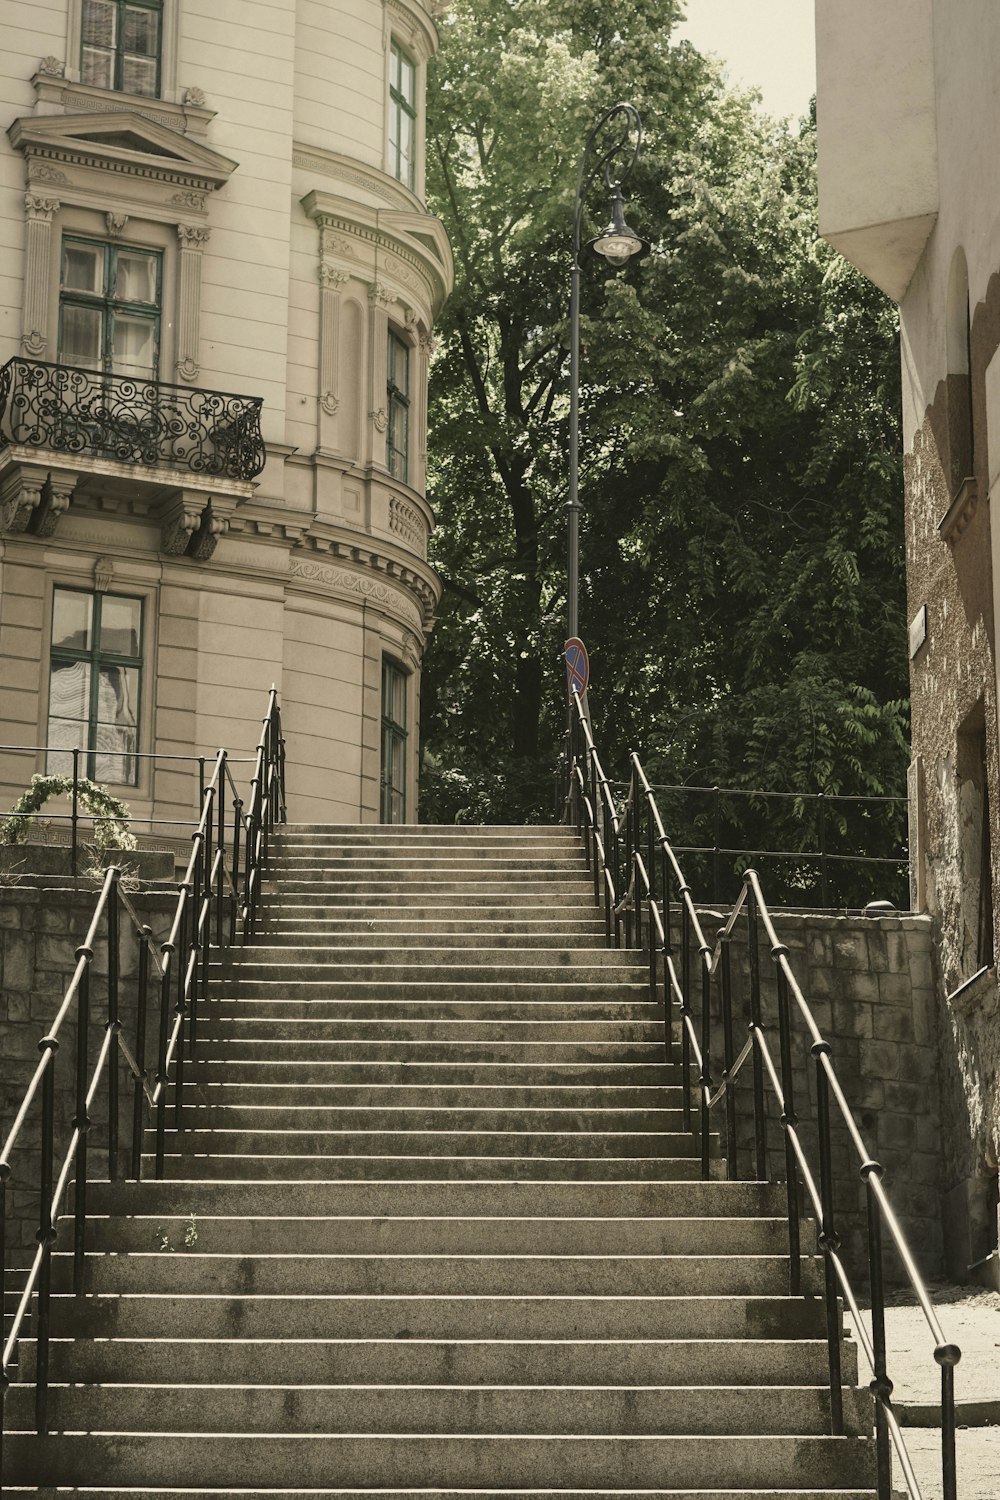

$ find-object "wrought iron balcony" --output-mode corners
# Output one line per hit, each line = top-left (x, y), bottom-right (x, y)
(0, 357), (266, 483)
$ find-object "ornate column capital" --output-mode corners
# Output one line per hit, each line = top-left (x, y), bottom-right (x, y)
(177, 223), (211, 248)
(24, 194), (59, 222)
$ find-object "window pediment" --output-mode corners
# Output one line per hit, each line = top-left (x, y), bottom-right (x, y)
(8, 110), (237, 191)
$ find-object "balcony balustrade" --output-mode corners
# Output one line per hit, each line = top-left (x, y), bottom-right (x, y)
(0, 357), (266, 483)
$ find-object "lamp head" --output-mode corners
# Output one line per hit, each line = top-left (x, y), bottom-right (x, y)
(589, 183), (649, 267)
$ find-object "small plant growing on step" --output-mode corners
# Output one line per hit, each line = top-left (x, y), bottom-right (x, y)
(184, 1213), (198, 1248)
(154, 1224), (176, 1253)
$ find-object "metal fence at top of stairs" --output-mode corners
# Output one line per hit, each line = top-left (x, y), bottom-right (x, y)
(0, 688), (286, 1464)
(567, 690), (959, 1500)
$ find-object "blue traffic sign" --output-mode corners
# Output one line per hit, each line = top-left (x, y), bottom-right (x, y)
(564, 637), (589, 700)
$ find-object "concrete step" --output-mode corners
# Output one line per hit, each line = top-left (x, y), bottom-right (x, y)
(264, 874), (596, 890)
(257, 928), (612, 946)
(23, 1333), (851, 1387)
(192, 1022), (667, 1044)
(0, 1490), (883, 1500)
(39, 1290), (834, 1340)
(259, 891), (602, 908)
(51, 1251), (819, 1298)
(216, 946), (640, 967)
(83, 1212), (792, 1256)
(170, 1105), (690, 1132)
(258, 914), (610, 933)
(266, 856), (590, 871)
(195, 1003), (663, 1026)
(187, 1040), (669, 1062)
(199, 982), (655, 1003)
(177, 1081), (687, 1108)
(0, 1488), (881, 1500)
(0, 1431), (878, 1490)
(148, 1127), (704, 1159)
(146, 1153), (717, 1182)
(4, 1380), (866, 1437)
(88, 1179), (780, 1218)
(184, 1059), (681, 1084)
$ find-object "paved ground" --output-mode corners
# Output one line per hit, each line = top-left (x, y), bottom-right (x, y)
(847, 1283), (1000, 1497)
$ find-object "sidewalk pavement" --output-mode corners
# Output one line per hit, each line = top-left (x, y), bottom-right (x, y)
(847, 1283), (1000, 1497)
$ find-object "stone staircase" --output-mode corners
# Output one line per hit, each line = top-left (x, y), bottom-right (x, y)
(3, 823), (878, 1497)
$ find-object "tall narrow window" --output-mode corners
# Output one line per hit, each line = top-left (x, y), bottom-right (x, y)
(48, 588), (143, 786)
(380, 658), (408, 823)
(59, 238), (161, 379)
(387, 330), (410, 482)
(81, 0), (163, 97)
(389, 41), (416, 190)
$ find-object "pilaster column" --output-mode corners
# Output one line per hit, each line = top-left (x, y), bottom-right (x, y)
(414, 328), (436, 494)
(366, 282), (391, 469)
(22, 195), (59, 358)
(176, 225), (211, 382)
(318, 265), (350, 451)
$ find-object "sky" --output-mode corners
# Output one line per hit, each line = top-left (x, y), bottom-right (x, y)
(674, 0), (817, 122)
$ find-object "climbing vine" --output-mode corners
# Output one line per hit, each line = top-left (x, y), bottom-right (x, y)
(0, 774), (137, 850)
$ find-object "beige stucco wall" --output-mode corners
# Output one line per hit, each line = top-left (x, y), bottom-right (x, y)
(817, 0), (1000, 1272)
(0, 0), (451, 837)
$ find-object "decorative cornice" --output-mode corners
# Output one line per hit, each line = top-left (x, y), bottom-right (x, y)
(288, 557), (426, 633)
(8, 111), (238, 195)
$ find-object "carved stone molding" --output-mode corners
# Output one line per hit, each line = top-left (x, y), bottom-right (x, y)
(38, 57), (66, 77)
(169, 189), (208, 211)
(182, 86), (206, 108)
(419, 331), (438, 357)
(367, 282), (392, 307)
(24, 194), (59, 221)
(33, 474), (77, 537)
(321, 392), (340, 415)
(389, 495), (423, 549)
(177, 223), (211, 247)
(189, 501), (227, 561)
(21, 330), (47, 357)
(106, 211), (129, 237)
(319, 265), (350, 287)
(370, 407), (389, 434)
(288, 558), (425, 632)
(160, 493), (206, 555)
(94, 556), (115, 592)
(0, 472), (45, 534)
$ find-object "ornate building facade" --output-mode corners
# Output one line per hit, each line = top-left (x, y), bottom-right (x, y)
(816, 0), (1000, 1281)
(0, 0), (452, 829)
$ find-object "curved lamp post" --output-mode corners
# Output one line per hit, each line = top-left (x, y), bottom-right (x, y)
(567, 102), (649, 646)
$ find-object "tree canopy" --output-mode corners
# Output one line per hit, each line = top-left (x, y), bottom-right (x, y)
(420, 0), (907, 899)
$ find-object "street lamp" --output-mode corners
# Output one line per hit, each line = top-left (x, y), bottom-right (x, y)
(567, 103), (649, 647)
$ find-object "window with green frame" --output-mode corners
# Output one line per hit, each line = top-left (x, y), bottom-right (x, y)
(47, 588), (143, 787)
(389, 40), (416, 189)
(387, 330), (410, 483)
(59, 238), (161, 380)
(380, 658), (408, 823)
(81, 0), (162, 97)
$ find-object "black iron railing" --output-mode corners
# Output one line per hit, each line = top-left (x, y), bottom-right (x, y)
(0, 689), (285, 1466)
(568, 692), (958, 1500)
(610, 778), (909, 910)
(0, 358), (266, 482)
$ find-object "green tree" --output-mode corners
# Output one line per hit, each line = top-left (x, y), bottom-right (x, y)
(422, 2), (907, 898)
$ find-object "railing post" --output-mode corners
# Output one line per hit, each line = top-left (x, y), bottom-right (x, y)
(818, 790), (829, 907)
(746, 886), (768, 1180)
(862, 1163), (893, 1500)
(216, 754), (227, 947)
(774, 958), (801, 1294)
(107, 871), (121, 1183)
(230, 794), (243, 946)
(0, 1159), (8, 1470)
(721, 938), (738, 1180)
(589, 748), (601, 911)
(70, 746), (80, 878)
(937, 1341), (961, 1500)
(680, 902), (691, 1132)
(73, 949), (92, 1296)
(132, 925), (152, 1180)
(813, 1046), (845, 1435)
(154, 940), (174, 1178)
(699, 954), (711, 1179)
(35, 1046), (58, 1435)
(661, 842), (673, 1061)
(624, 780), (634, 950)
(713, 784), (721, 902)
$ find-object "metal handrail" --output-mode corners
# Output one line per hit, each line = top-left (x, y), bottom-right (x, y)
(0, 689), (286, 1473)
(567, 691), (959, 1500)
